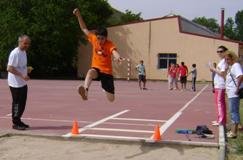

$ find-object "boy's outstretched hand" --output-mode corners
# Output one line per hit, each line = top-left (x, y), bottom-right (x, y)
(73, 8), (80, 16)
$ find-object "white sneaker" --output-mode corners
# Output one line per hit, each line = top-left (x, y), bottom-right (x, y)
(227, 131), (237, 138)
(78, 85), (88, 100)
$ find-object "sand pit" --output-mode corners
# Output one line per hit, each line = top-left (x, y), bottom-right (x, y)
(0, 134), (219, 160)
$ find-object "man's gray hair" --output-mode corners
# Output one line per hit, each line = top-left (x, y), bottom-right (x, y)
(18, 35), (30, 42)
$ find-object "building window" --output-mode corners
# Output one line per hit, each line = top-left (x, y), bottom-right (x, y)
(158, 53), (177, 69)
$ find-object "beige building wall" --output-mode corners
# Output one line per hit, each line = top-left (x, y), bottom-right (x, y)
(109, 22), (150, 79)
(77, 16), (240, 81)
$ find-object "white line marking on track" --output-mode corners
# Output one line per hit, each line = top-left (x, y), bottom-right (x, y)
(0, 116), (90, 124)
(0, 116), (156, 127)
(112, 117), (166, 122)
(90, 127), (153, 133)
(151, 85), (209, 139)
(62, 109), (130, 137)
(105, 121), (156, 127)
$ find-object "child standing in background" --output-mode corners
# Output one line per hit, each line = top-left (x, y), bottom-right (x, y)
(167, 63), (178, 90)
(136, 60), (147, 90)
(190, 64), (197, 92)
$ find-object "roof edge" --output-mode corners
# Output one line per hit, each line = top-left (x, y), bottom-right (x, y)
(109, 15), (179, 28)
(177, 16), (243, 45)
(108, 15), (243, 45)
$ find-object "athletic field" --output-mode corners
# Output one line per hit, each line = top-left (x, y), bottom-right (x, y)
(0, 79), (223, 159)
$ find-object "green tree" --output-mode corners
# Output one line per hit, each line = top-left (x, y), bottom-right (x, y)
(235, 10), (243, 41)
(224, 17), (237, 40)
(120, 10), (142, 24)
(0, 0), (30, 72)
(0, 0), (113, 78)
(108, 9), (143, 25)
(192, 17), (220, 33)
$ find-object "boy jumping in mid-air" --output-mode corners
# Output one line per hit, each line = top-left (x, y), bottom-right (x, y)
(73, 8), (124, 102)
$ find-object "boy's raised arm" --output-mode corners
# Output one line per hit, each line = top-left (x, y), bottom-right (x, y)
(73, 8), (89, 36)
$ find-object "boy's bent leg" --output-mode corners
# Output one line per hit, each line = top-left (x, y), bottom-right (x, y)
(78, 86), (88, 100)
(78, 69), (98, 100)
(84, 69), (98, 89)
(100, 73), (115, 102)
(106, 92), (115, 102)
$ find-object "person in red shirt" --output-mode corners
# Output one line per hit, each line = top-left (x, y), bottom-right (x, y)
(167, 63), (178, 90)
(73, 8), (123, 102)
(179, 62), (188, 90)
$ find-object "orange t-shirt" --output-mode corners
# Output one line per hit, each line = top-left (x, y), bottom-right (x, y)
(87, 33), (116, 75)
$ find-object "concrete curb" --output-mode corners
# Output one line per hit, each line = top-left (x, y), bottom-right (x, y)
(218, 125), (226, 160)
(0, 132), (219, 148)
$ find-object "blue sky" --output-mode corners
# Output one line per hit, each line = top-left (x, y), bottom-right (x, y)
(108, 0), (243, 23)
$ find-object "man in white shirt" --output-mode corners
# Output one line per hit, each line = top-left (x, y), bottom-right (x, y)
(7, 35), (31, 130)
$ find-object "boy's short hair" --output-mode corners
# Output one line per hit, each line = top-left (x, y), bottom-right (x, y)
(96, 27), (108, 37)
(192, 64), (196, 67)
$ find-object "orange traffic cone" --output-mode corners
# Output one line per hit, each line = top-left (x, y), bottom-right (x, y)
(153, 124), (161, 141)
(71, 120), (79, 135)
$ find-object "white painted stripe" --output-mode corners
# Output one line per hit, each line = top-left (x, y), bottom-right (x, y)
(159, 112), (182, 134)
(151, 85), (208, 138)
(90, 127), (153, 133)
(112, 117), (166, 122)
(0, 116), (155, 127)
(62, 110), (130, 137)
(105, 121), (155, 127)
(178, 85), (208, 113)
(74, 134), (148, 141)
(0, 116), (90, 124)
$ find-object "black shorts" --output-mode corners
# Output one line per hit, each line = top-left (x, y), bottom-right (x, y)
(138, 75), (146, 82)
(180, 76), (187, 83)
(92, 68), (114, 94)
